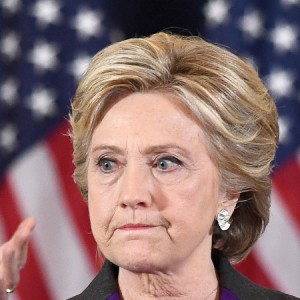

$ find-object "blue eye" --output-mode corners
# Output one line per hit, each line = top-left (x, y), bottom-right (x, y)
(156, 156), (182, 171)
(97, 158), (116, 172)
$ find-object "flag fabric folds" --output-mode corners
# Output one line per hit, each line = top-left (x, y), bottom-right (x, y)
(203, 0), (300, 297)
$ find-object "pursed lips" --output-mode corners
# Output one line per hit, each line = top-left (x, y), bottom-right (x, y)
(118, 224), (158, 230)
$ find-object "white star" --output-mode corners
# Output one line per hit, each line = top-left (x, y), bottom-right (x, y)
(0, 32), (20, 60)
(71, 7), (104, 40)
(30, 0), (61, 27)
(238, 10), (264, 39)
(68, 54), (92, 80)
(0, 124), (18, 153)
(0, 0), (22, 14)
(281, 0), (300, 6)
(27, 87), (57, 119)
(270, 23), (298, 52)
(0, 79), (18, 105)
(28, 41), (59, 72)
(266, 69), (294, 99)
(278, 116), (291, 144)
(204, 0), (230, 27)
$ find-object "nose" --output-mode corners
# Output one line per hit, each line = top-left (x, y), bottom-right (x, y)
(118, 163), (153, 209)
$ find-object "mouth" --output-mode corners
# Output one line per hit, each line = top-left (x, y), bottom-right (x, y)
(118, 224), (157, 230)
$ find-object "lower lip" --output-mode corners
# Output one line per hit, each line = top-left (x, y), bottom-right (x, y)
(119, 225), (156, 231)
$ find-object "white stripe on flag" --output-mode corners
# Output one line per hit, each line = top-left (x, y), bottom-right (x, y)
(254, 188), (300, 297)
(8, 142), (95, 299)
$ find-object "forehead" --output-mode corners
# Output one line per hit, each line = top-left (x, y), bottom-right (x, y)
(95, 92), (202, 134)
(90, 92), (210, 154)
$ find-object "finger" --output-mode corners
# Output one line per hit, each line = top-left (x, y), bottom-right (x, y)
(2, 245), (19, 293)
(0, 278), (8, 300)
(11, 218), (36, 269)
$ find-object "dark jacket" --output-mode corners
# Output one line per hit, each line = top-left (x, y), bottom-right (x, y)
(68, 250), (299, 300)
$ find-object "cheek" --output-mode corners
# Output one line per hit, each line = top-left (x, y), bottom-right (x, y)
(166, 173), (220, 228)
(177, 172), (219, 208)
(87, 167), (116, 213)
(87, 177), (117, 245)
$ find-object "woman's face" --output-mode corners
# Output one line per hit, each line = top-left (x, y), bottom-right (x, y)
(87, 92), (231, 273)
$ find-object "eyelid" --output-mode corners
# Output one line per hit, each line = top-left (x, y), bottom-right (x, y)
(156, 153), (181, 160)
(96, 156), (117, 165)
(154, 155), (183, 166)
(162, 156), (181, 163)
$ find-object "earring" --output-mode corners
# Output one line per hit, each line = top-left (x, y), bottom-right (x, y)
(217, 209), (232, 231)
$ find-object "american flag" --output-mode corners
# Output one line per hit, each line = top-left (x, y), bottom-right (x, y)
(0, 0), (124, 299)
(203, 0), (300, 297)
(0, 0), (299, 299)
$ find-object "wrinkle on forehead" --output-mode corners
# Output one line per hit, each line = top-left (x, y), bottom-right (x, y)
(91, 92), (208, 149)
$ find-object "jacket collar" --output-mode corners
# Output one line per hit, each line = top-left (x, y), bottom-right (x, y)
(69, 249), (296, 299)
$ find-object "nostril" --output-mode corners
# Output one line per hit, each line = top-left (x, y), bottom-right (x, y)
(136, 201), (146, 208)
(120, 199), (148, 209)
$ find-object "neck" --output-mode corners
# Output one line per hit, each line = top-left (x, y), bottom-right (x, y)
(118, 255), (219, 300)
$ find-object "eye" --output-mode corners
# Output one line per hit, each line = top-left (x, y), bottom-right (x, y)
(155, 156), (182, 171)
(97, 158), (117, 173)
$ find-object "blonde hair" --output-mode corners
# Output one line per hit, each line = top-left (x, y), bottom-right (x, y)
(70, 32), (279, 262)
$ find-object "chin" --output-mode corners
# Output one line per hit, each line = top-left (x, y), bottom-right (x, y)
(118, 258), (166, 273)
(107, 248), (168, 273)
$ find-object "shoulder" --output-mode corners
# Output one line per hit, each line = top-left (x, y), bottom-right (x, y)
(213, 250), (299, 300)
(67, 260), (119, 300)
(223, 269), (298, 300)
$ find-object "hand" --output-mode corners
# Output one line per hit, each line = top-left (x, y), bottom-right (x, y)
(0, 218), (36, 299)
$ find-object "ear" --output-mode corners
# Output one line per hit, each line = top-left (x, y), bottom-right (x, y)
(217, 191), (239, 216)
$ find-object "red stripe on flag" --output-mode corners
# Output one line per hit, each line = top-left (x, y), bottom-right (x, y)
(0, 178), (52, 300)
(235, 251), (276, 290)
(46, 122), (101, 270)
(272, 157), (300, 232)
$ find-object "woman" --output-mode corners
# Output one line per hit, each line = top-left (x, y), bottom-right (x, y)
(0, 32), (298, 299)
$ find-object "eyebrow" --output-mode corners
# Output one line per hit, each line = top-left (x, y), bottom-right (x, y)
(142, 144), (191, 156)
(91, 143), (191, 157)
(91, 145), (124, 155)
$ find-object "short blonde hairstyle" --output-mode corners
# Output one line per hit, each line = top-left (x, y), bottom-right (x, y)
(70, 32), (279, 262)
